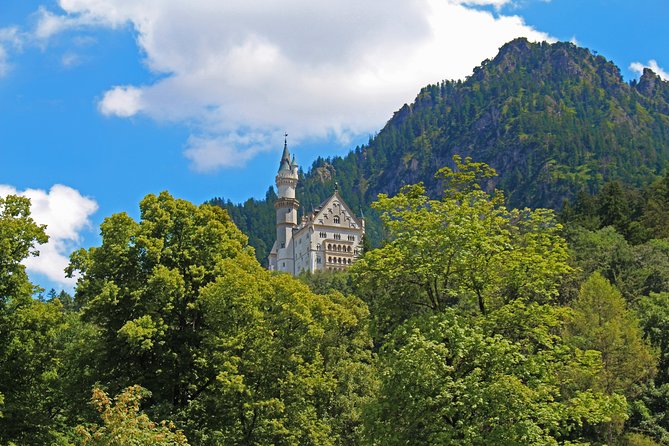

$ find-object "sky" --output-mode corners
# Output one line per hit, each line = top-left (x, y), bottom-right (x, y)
(0, 0), (668, 290)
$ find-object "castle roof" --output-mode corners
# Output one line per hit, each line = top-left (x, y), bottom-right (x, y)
(278, 134), (293, 172)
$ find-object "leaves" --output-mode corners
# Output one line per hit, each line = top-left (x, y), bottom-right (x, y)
(75, 386), (189, 446)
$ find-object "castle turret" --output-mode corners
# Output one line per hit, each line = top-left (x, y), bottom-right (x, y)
(269, 135), (300, 272)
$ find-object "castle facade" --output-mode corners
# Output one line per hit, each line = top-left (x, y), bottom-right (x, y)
(268, 139), (365, 275)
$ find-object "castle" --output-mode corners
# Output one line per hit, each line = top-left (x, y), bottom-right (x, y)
(268, 138), (365, 275)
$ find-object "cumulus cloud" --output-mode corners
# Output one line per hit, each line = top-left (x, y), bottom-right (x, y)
(184, 132), (275, 172)
(98, 85), (143, 116)
(0, 184), (98, 286)
(41, 0), (553, 169)
(33, 6), (116, 40)
(630, 60), (669, 81)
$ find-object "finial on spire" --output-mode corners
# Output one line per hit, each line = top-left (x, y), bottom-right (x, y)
(284, 132), (288, 148)
(334, 181), (339, 192)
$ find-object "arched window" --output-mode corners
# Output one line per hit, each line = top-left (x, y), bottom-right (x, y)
(328, 244), (332, 250)
(337, 245), (341, 251)
(347, 246), (352, 252)
(348, 259), (352, 264)
(338, 258), (342, 264)
(328, 256), (332, 263)
(333, 216), (340, 224)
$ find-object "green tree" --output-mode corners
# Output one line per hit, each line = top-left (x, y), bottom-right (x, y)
(638, 292), (669, 385)
(0, 194), (47, 300)
(568, 273), (656, 398)
(75, 386), (189, 446)
(68, 192), (376, 444)
(352, 156), (571, 338)
(365, 309), (627, 445)
(67, 191), (252, 412)
(183, 255), (376, 445)
(0, 195), (72, 445)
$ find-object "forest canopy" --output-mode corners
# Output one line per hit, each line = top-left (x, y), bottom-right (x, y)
(1, 157), (669, 445)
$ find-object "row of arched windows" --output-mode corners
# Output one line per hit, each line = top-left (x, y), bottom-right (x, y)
(327, 243), (352, 253)
(328, 256), (352, 265)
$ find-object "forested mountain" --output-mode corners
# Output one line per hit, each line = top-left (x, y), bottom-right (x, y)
(212, 38), (669, 263)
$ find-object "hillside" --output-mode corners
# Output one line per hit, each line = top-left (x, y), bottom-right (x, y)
(212, 38), (669, 263)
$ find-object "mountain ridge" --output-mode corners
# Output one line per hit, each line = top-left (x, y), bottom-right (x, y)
(211, 38), (669, 262)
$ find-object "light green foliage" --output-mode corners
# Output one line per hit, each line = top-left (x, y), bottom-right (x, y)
(0, 194), (48, 300)
(118, 314), (166, 351)
(185, 255), (376, 445)
(352, 156), (571, 338)
(365, 309), (627, 445)
(75, 386), (189, 446)
(568, 273), (656, 398)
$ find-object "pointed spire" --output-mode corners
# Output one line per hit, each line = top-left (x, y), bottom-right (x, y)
(279, 132), (291, 171)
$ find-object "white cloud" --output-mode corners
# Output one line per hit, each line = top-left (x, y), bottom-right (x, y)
(630, 60), (669, 81)
(0, 26), (23, 77)
(185, 132), (273, 172)
(41, 0), (553, 170)
(33, 6), (116, 41)
(0, 184), (98, 286)
(98, 85), (143, 116)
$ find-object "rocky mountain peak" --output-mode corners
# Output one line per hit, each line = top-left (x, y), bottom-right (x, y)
(637, 67), (662, 96)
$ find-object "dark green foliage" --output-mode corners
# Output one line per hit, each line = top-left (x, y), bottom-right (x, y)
(214, 39), (669, 263)
(561, 175), (669, 444)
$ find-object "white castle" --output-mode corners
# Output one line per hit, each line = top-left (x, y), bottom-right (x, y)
(268, 137), (365, 275)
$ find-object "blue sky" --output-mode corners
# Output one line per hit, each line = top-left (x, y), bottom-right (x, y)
(0, 0), (667, 290)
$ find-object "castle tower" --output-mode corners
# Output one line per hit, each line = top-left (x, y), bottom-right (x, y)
(268, 135), (299, 272)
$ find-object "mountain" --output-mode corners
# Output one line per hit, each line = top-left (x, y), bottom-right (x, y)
(211, 38), (669, 263)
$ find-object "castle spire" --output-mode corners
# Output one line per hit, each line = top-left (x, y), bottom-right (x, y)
(279, 132), (291, 171)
